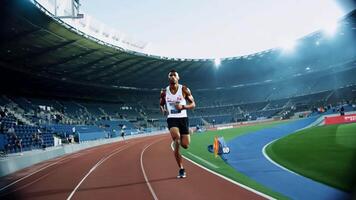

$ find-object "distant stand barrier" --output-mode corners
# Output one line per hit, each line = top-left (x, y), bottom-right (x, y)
(324, 114), (356, 125)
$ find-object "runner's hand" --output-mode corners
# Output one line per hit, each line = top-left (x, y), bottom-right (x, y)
(175, 104), (184, 110)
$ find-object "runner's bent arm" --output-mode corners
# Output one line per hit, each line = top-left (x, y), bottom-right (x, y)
(176, 86), (195, 110)
(160, 89), (168, 115)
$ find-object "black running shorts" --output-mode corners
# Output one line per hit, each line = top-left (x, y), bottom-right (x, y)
(167, 117), (189, 135)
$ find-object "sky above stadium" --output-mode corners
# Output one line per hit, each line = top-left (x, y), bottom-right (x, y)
(81, 0), (354, 59)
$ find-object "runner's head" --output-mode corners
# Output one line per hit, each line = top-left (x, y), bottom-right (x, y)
(168, 69), (179, 84)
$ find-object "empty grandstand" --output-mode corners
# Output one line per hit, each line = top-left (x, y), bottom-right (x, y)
(0, 0), (355, 147)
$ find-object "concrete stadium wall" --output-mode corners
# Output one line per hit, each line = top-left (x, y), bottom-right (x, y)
(0, 131), (167, 177)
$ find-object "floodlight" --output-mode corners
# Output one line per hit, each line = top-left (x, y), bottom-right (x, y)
(214, 58), (221, 68)
(281, 40), (296, 52)
(323, 20), (338, 37)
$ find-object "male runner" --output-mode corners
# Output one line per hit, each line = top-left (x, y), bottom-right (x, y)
(160, 69), (196, 178)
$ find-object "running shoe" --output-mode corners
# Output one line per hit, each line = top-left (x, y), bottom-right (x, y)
(177, 168), (186, 178)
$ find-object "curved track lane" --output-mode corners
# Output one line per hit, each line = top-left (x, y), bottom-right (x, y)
(0, 134), (267, 200)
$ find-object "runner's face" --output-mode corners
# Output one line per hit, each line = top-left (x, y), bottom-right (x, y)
(168, 72), (179, 84)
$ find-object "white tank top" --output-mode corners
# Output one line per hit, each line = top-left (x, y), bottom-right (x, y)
(165, 84), (187, 118)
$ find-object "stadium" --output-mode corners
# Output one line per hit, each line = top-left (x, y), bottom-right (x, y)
(0, 0), (355, 199)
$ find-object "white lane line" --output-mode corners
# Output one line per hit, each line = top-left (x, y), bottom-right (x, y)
(0, 135), (161, 193)
(169, 142), (218, 169)
(140, 139), (165, 200)
(0, 155), (74, 192)
(186, 152), (219, 169)
(66, 142), (135, 200)
(170, 142), (275, 200)
(1, 172), (53, 196)
(182, 155), (275, 200)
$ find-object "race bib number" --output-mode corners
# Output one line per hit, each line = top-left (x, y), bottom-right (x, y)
(169, 103), (181, 114)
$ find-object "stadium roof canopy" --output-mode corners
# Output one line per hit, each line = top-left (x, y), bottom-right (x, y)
(0, 0), (223, 90)
(0, 0), (355, 101)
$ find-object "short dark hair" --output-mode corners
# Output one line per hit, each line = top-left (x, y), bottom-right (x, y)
(169, 69), (177, 73)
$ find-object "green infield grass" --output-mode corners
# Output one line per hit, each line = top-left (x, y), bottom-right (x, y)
(266, 123), (356, 191)
(181, 120), (290, 199)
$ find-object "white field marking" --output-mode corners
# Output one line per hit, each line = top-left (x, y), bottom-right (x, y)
(186, 152), (219, 169)
(0, 154), (75, 192)
(140, 139), (166, 200)
(66, 142), (135, 200)
(169, 142), (218, 168)
(170, 142), (275, 200)
(262, 140), (303, 177)
(262, 139), (337, 190)
(183, 155), (275, 200)
(262, 118), (326, 177)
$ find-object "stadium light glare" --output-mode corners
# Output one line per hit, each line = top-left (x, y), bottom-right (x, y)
(214, 58), (221, 68)
(322, 20), (338, 37)
(281, 40), (296, 53)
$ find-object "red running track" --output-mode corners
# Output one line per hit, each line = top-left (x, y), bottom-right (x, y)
(0, 134), (267, 200)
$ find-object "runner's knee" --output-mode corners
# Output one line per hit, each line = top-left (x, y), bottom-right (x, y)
(173, 136), (180, 142)
(181, 141), (189, 149)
